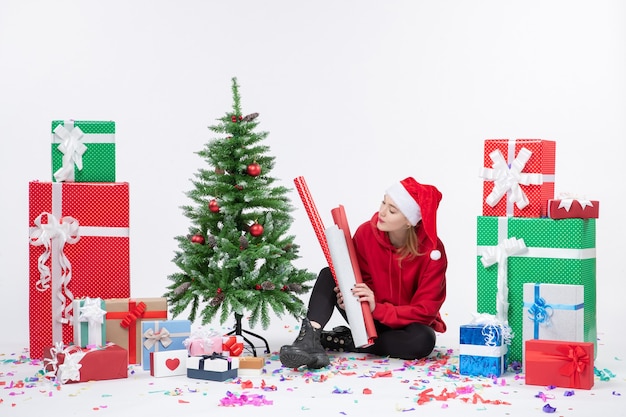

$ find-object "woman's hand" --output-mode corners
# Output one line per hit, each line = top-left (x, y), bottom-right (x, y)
(351, 283), (376, 313)
(334, 286), (345, 310)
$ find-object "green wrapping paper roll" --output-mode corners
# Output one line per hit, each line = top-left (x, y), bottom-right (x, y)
(476, 216), (596, 364)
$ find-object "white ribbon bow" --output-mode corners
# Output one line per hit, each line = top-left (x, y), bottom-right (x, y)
(480, 237), (528, 324)
(44, 343), (86, 384)
(79, 298), (106, 325)
(78, 298), (106, 346)
(557, 192), (594, 212)
(480, 147), (544, 210)
(29, 212), (80, 323)
(53, 122), (87, 182)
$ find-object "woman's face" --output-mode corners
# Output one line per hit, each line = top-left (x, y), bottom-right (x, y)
(377, 194), (411, 233)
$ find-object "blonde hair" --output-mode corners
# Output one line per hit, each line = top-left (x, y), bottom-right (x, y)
(396, 226), (421, 261)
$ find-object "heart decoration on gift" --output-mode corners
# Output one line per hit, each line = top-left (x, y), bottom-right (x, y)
(165, 358), (181, 371)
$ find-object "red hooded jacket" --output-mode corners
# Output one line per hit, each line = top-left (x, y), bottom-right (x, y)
(352, 212), (447, 333)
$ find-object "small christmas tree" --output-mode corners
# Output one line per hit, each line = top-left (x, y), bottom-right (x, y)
(164, 77), (315, 332)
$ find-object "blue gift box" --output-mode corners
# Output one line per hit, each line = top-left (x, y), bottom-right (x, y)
(141, 320), (191, 370)
(459, 323), (508, 377)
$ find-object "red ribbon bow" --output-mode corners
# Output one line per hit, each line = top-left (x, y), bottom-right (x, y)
(222, 336), (244, 356)
(557, 344), (589, 384)
(120, 301), (147, 328)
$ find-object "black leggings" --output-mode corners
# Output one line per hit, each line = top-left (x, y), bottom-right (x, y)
(307, 267), (437, 360)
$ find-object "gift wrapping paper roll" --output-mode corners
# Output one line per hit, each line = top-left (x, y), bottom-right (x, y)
(324, 225), (370, 348)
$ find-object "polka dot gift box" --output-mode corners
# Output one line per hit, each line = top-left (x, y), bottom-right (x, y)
(479, 139), (556, 218)
(51, 120), (116, 183)
(28, 181), (130, 359)
(476, 216), (596, 364)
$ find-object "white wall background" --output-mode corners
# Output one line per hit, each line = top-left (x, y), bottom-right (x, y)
(1, 0), (624, 351)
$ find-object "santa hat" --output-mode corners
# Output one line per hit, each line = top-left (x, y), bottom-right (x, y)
(385, 177), (443, 260)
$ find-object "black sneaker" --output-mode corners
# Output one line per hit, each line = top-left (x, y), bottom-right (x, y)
(320, 325), (355, 352)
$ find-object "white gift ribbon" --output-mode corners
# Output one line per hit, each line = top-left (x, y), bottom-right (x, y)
(78, 297), (106, 346)
(44, 343), (87, 384)
(53, 121), (87, 182)
(556, 192), (594, 212)
(479, 237), (528, 324)
(29, 212), (80, 327)
(480, 145), (548, 215)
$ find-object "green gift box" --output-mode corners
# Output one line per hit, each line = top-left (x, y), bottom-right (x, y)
(51, 120), (116, 182)
(476, 216), (596, 364)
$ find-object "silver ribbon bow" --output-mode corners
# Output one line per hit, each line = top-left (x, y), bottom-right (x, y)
(143, 327), (172, 349)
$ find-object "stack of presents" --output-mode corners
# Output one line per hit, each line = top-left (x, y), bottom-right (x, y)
(28, 120), (264, 384)
(459, 139), (599, 390)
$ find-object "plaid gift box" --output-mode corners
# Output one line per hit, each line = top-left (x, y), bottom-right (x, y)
(51, 120), (116, 182)
(28, 181), (130, 359)
(141, 320), (191, 370)
(476, 216), (596, 364)
(105, 298), (168, 365)
(479, 139), (556, 217)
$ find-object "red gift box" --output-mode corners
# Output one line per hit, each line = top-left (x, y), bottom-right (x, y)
(525, 339), (594, 389)
(43, 343), (128, 384)
(480, 139), (556, 218)
(28, 181), (130, 359)
(105, 298), (168, 365)
(547, 198), (599, 219)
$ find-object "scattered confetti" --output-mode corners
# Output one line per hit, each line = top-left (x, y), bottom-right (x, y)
(542, 403), (557, 413)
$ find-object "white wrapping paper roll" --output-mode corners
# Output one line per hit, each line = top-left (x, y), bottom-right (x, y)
(324, 225), (370, 348)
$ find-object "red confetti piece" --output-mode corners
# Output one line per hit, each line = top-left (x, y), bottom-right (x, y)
(363, 388), (372, 395)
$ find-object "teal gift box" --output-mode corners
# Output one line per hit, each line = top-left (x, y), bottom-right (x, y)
(476, 216), (596, 364)
(51, 120), (116, 182)
(72, 297), (107, 348)
(141, 319), (191, 370)
(459, 323), (508, 377)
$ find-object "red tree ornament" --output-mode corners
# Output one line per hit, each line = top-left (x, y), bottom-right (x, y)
(190, 234), (205, 245)
(234, 184), (243, 191)
(209, 199), (220, 213)
(250, 222), (264, 237)
(231, 115), (237, 122)
(255, 284), (262, 290)
(246, 162), (261, 177)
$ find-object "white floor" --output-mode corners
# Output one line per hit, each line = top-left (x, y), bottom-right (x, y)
(1, 320), (623, 417)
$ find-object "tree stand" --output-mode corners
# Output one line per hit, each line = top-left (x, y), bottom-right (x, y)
(226, 313), (270, 357)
